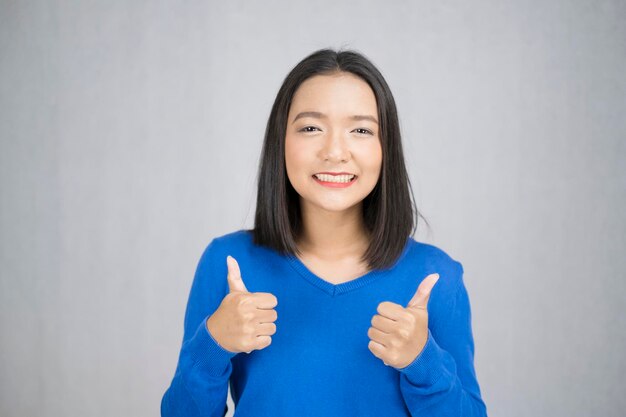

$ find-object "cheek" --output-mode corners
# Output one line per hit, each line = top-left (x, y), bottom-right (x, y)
(286, 139), (313, 168)
(357, 141), (383, 172)
(374, 142), (383, 170)
(284, 138), (298, 173)
(284, 138), (310, 181)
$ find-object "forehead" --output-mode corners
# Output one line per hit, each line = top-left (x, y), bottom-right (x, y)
(289, 73), (378, 114)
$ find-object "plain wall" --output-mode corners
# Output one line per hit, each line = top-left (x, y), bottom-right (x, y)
(1, 1), (625, 416)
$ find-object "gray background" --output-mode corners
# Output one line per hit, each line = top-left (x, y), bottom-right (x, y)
(1, 1), (625, 416)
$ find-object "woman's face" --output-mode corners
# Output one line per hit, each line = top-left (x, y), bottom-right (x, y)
(285, 72), (383, 215)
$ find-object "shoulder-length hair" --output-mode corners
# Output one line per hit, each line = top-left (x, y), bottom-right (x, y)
(251, 47), (429, 271)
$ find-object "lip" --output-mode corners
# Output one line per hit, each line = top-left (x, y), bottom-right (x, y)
(314, 171), (356, 176)
(312, 173), (358, 188)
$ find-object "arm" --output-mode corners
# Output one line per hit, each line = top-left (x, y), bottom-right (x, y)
(396, 262), (488, 416)
(161, 240), (237, 417)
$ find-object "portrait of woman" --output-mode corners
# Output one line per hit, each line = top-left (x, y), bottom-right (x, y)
(161, 48), (488, 416)
(2, 2), (624, 416)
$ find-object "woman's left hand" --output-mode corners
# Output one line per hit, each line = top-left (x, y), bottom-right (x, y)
(367, 273), (440, 369)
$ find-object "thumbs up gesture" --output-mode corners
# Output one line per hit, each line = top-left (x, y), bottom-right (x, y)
(205, 255), (278, 354)
(367, 273), (440, 369)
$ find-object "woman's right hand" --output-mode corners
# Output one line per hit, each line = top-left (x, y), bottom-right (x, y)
(206, 255), (278, 354)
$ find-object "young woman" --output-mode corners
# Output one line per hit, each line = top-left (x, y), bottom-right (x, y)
(161, 48), (488, 417)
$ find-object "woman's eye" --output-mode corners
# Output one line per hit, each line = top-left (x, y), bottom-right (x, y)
(298, 126), (373, 135)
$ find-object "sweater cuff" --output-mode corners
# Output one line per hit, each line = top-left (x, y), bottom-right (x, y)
(395, 328), (445, 386)
(185, 316), (237, 377)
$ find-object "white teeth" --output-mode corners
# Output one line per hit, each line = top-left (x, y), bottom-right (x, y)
(314, 174), (355, 183)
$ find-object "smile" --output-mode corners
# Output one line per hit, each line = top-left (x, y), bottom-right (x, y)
(312, 174), (357, 188)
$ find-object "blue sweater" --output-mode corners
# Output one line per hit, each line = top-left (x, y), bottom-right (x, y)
(161, 229), (488, 416)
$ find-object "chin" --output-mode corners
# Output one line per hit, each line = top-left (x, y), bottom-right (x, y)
(309, 198), (363, 213)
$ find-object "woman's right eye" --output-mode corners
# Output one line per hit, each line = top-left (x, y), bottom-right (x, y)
(299, 126), (320, 132)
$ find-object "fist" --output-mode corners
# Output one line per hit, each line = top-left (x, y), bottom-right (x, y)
(367, 273), (440, 369)
(206, 255), (278, 354)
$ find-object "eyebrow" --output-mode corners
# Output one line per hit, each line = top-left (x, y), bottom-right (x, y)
(291, 111), (379, 125)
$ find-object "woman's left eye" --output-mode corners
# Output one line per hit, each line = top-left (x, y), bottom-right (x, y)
(354, 128), (373, 135)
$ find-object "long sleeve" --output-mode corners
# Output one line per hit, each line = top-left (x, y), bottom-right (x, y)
(395, 261), (488, 416)
(161, 240), (238, 417)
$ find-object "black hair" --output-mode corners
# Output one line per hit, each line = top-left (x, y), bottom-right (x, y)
(251, 47), (429, 271)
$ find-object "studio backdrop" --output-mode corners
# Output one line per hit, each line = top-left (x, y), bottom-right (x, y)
(1, 1), (624, 416)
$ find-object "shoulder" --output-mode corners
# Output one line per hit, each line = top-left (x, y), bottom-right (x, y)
(199, 229), (254, 263)
(190, 229), (255, 294)
(405, 239), (465, 291)
(406, 239), (463, 271)
(210, 228), (253, 248)
(404, 240), (467, 329)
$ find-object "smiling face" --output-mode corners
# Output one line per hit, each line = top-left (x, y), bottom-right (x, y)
(285, 72), (383, 216)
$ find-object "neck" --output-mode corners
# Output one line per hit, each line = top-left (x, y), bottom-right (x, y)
(296, 201), (370, 261)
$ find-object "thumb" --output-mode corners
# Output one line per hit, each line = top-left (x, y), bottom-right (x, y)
(407, 273), (439, 311)
(226, 255), (248, 293)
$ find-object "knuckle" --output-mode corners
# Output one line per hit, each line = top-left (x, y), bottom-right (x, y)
(404, 312), (416, 325)
(397, 328), (410, 340)
(257, 292), (278, 307)
(236, 294), (251, 308)
(258, 336), (272, 349)
(240, 338), (253, 351)
(389, 338), (399, 349)
(242, 324), (255, 335)
(378, 301), (399, 315)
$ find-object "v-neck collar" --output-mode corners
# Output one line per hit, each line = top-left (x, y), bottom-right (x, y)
(285, 238), (413, 297)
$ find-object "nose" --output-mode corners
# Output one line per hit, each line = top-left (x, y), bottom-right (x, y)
(319, 130), (351, 163)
